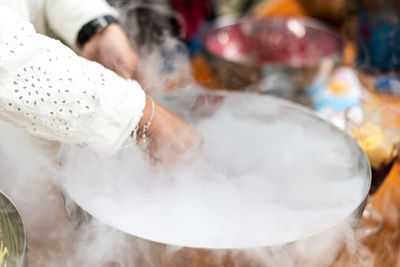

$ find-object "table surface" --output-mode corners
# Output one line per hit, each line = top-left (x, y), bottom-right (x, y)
(330, 161), (400, 267)
(328, 71), (400, 267)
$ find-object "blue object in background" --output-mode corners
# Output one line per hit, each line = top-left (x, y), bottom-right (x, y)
(357, 18), (400, 71)
(375, 75), (400, 94)
(355, 0), (400, 72)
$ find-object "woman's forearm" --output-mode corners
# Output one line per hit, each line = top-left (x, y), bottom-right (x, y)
(0, 4), (146, 154)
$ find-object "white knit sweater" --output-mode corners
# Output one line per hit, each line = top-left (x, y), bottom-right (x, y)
(1, 0), (120, 48)
(0, 2), (146, 154)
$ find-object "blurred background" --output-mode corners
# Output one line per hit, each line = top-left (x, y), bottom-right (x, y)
(107, 0), (400, 124)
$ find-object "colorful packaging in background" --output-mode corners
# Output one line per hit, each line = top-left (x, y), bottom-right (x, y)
(309, 67), (362, 129)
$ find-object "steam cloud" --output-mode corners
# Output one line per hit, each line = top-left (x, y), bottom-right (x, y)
(0, 94), (374, 266)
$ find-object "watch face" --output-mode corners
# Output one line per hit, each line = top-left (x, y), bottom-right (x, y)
(0, 192), (26, 267)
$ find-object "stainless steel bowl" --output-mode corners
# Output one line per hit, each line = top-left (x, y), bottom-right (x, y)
(202, 17), (344, 104)
(63, 92), (370, 267)
(0, 192), (26, 267)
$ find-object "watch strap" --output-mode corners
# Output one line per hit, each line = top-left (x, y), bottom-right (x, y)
(77, 15), (119, 47)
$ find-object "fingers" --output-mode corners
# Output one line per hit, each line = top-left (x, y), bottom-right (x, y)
(139, 101), (203, 164)
(146, 123), (203, 165)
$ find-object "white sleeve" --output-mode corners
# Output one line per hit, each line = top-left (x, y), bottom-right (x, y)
(44, 0), (119, 48)
(0, 4), (146, 154)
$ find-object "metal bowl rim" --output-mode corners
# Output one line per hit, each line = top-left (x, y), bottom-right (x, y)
(65, 91), (371, 250)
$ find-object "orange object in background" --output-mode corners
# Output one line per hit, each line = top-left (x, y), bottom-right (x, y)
(253, 0), (306, 17)
(191, 55), (221, 90)
(253, 0), (348, 26)
(342, 42), (356, 67)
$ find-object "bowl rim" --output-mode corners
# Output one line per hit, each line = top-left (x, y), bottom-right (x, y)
(64, 91), (371, 250)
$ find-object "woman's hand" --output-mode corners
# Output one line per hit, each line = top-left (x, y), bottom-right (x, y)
(137, 97), (203, 164)
(81, 24), (143, 82)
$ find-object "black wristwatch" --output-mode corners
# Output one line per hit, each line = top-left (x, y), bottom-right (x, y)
(77, 15), (119, 48)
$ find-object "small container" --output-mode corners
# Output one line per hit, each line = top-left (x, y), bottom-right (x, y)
(0, 192), (26, 267)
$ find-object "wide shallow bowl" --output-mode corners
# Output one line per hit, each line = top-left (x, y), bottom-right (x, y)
(202, 17), (344, 103)
(0, 192), (26, 267)
(63, 92), (370, 267)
